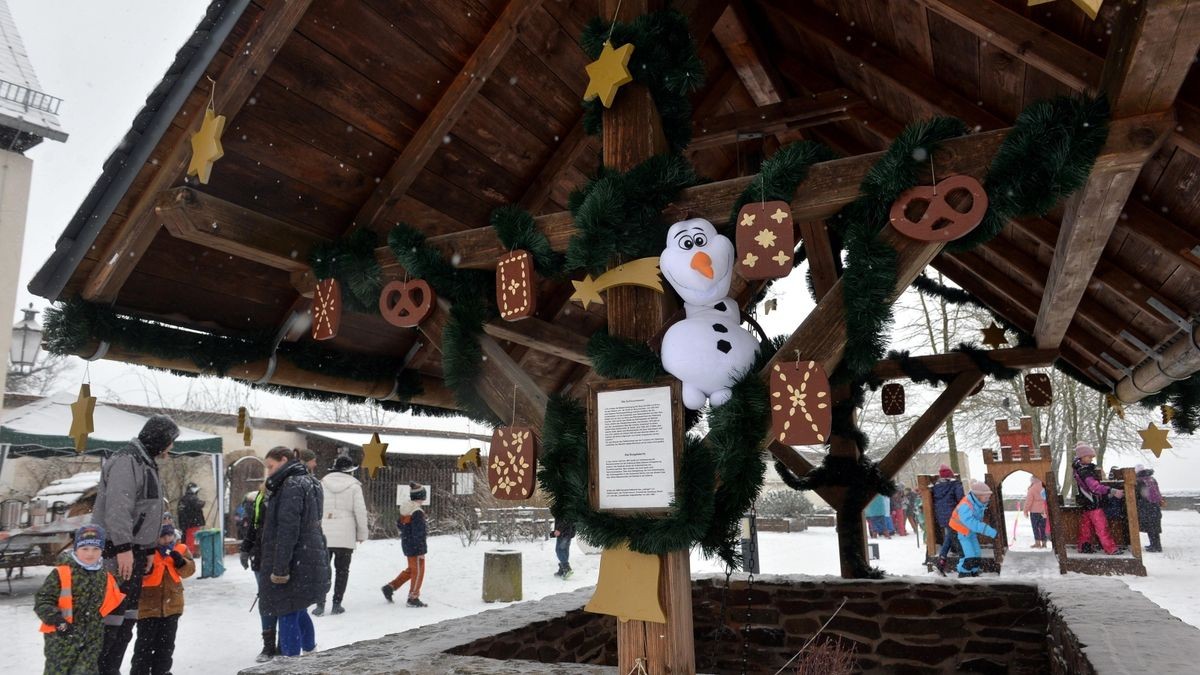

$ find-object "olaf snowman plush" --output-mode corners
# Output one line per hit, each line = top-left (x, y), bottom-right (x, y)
(660, 218), (760, 409)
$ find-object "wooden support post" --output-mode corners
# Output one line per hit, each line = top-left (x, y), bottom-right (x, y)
(598, 1), (692, 672)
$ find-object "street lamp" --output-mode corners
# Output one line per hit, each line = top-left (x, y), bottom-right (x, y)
(9, 304), (42, 374)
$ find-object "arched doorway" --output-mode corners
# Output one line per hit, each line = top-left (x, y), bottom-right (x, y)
(225, 452), (265, 538)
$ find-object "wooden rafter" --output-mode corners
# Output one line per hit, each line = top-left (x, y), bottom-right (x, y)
(518, 118), (592, 213)
(482, 317), (591, 366)
(871, 348), (1058, 381)
(155, 188), (328, 272)
(82, 0), (316, 303)
(878, 370), (986, 478)
(688, 90), (861, 150)
(713, 0), (786, 107)
(1034, 0), (1197, 348)
(351, 0), (545, 231)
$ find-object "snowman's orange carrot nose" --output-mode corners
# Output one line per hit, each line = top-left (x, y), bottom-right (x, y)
(690, 251), (714, 278)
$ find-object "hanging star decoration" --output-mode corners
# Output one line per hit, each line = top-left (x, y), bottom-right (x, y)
(69, 384), (97, 452)
(1106, 394), (1125, 420)
(361, 432), (388, 478)
(583, 40), (634, 108)
(571, 257), (662, 309)
(187, 107), (226, 184)
(1027, 0), (1103, 21)
(1138, 422), (1172, 458)
(980, 322), (1009, 349)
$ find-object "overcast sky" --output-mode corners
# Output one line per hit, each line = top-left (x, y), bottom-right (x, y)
(4, 1), (1197, 488)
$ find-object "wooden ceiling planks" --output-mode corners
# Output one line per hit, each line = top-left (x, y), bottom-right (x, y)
(928, 10), (983, 106)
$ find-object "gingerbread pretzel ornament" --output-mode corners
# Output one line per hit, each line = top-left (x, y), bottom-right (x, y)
(379, 279), (435, 328)
(888, 175), (988, 242)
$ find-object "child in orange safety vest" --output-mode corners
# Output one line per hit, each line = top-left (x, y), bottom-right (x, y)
(130, 524), (196, 675)
(34, 524), (125, 675)
(949, 481), (999, 578)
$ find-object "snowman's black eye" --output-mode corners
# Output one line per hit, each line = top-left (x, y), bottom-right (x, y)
(693, 234), (707, 247)
(679, 236), (694, 250)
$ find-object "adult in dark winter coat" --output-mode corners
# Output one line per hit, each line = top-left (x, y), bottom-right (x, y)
(314, 454), (368, 616)
(1135, 464), (1164, 552)
(239, 479), (279, 663)
(931, 464), (964, 574)
(177, 483), (206, 555)
(382, 483), (428, 607)
(91, 414), (178, 675)
(257, 446), (331, 657)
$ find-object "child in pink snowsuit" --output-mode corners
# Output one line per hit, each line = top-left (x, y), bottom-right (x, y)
(1072, 442), (1124, 555)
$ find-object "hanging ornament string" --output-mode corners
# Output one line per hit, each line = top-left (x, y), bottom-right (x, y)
(606, 0), (625, 42)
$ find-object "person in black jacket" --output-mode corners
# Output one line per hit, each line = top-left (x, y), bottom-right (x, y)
(92, 414), (178, 675)
(552, 517), (575, 578)
(177, 483), (206, 555)
(238, 478), (278, 663)
(257, 446), (330, 658)
(382, 483), (428, 608)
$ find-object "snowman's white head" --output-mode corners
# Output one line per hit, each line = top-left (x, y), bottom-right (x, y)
(661, 218), (734, 306)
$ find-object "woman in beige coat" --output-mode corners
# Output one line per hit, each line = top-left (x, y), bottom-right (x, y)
(314, 455), (369, 615)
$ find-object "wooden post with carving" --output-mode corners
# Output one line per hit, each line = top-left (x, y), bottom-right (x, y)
(599, 1), (693, 673)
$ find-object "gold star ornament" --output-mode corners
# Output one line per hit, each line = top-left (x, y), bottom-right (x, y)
(187, 107), (226, 184)
(69, 384), (97, 452)
(981, 322), (1008, 349)
(1138, 422), (1171, 458)
(361, 432), (388, 478)
(583, 41), (634, 108)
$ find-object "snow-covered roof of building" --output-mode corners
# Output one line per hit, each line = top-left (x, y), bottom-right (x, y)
(33, 470), (101, 506)
(0, 0), (65, 145)
(0, 390), (222, 456)
(298, 428), (490, 458)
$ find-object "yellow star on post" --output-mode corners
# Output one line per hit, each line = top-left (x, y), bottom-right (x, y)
(69, 384), (97, 452)
(1138, 422), (1172, 458)
(361, 432), (388, 478)
(583, 41), (634, 108)
(187, 107), (226, 184)
(980, 322), (1008, 349)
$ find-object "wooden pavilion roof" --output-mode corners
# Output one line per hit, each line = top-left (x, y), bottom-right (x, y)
(30, 0), (1200, 415)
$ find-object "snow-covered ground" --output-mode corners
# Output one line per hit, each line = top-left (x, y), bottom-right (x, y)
(1, 511), (1197, 674)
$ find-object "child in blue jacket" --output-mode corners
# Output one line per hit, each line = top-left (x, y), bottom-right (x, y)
(949, 481), (998, 577)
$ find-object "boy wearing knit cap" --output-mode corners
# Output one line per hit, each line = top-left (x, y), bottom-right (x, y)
(34, 525), (126, 675)
(130, 523), (195, 674)
(1072, 442), (1124, 555)
(948, 481), (999, 577)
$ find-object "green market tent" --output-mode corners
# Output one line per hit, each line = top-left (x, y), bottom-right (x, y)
(1, 391), (223, 457)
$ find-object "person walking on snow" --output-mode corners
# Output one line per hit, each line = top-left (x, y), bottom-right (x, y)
(864, 492), (891, 539)
(239, 476), (279, 663)
(382, 483), (428, 607)
(1023, 476), (1049, 548)
(1072, 442), (1124, 555)
(949, 481), (999, 577)
(130, 524), (195, 675)
(257, 446), (331, 658)
(177, 482), (206, 556)
(932, 464), (964, 574)
(890, 488), (908, 536)
(1135, 464), (1164, 552)
(314, 454), (368, 616)
(92, 414), (178, 674)
(34, 525), (125, 675)
(553, 517), (575, 578)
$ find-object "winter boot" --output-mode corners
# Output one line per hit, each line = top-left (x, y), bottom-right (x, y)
(312, 602), (326, 616)
(256, 628), (278, 663)
(381, 584), (394, 603)
(935, 557), (948, 576)
(407, 597), (428, 608)
(331, 603), (345, 615)
(562, 565), (573, 579)
(958, 569), (980, 578)
(1079, 542), (1094, 554)
(553, 564), (564, 578)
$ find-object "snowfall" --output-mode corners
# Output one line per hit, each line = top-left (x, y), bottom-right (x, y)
(1, 510), (1197, 674)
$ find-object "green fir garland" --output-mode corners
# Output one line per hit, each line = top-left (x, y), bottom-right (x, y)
(309, 229), (382, 313)
(580, 9), (704, 153)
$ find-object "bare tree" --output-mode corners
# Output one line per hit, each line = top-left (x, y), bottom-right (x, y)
(302, 396), (394, 426)
(18, 457), (78, 496)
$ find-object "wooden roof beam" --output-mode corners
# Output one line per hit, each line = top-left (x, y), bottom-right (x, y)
(1034, 0), (1197, 348)
(352, 0), (545, 232)
(155, 187), (329, 272)
(81, 0), (316, 303)
(918, 0), (1102, 92)
(879, 370), (985, 479)
(871, 348), (1058, 381)
(482, 317), (591, 366)
(518, 118), (593, 213)
(689, 90), (862, 151)
(713, 0), (787, 106)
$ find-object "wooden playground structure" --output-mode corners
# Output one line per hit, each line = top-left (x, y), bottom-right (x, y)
(919, 416), (1146, 577)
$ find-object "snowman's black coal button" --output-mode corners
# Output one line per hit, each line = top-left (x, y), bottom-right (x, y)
(712, 323), (728, 333)
(716, 340), (732, 354)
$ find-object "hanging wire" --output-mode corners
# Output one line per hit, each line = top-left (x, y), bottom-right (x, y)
(606, 0), (625, 43)
(771, 597), (849, 675)
(206, 75), (216, 111)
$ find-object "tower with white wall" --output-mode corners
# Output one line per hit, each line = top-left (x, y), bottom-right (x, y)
(0, 0), (66, 403)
